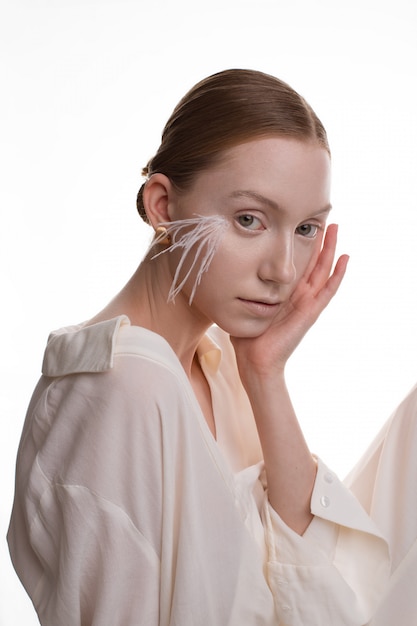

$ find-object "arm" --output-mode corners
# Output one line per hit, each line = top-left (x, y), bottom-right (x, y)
(8, 367), (164, 626)
(232, 224), (349, 534)
(242, 371), (317, 534)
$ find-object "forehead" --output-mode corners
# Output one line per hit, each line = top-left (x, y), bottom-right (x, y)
(222, 136), (330, 177)
(194, 137), (332, 213)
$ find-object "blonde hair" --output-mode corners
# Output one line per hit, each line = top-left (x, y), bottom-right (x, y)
(137, 69), (329, 223)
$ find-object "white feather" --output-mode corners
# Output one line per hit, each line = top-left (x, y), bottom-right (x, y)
(150, 214), (229, 304)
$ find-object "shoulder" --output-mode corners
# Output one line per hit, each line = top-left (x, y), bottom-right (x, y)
(42, 315), (184, 379)
(47, 327), (192, 416)
(26, 322), (201, 488)
(36, 317), (197, 450)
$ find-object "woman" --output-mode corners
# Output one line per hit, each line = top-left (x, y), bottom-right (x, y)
(7, 69), (415, 625)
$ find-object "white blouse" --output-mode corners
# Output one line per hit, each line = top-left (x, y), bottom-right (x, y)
(8, 316), (390, 625)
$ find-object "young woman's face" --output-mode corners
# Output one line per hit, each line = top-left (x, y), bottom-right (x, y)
(168, 136), (332, 338)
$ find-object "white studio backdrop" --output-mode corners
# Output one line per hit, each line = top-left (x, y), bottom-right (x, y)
(1, 0), (416, 623)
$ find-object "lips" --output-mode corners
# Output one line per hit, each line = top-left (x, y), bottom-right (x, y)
(239, 298), (280, 306)
(238, 298), (281, 317)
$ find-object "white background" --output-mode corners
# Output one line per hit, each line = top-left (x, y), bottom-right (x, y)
(1, 0), (416, 623)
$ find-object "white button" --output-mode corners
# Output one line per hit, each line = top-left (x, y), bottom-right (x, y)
(320, 495), (330, 508)
(281, 604), (292, 612)
(323, 472), (334, 484)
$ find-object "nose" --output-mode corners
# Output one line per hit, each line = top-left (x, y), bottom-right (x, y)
(258, 236), (296, 285)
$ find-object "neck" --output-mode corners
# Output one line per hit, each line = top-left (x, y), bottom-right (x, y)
(90, 255), (212, 375)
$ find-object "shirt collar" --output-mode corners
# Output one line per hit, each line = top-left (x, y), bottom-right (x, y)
(196, 332), (222, 375)
(42, 315), (222, 377)
(42, 315), (130, 377)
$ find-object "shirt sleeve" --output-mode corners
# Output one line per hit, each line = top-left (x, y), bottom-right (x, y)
(9, 362), (167, 626)
(261, 457), (390, 625)
(28, 482), (161, 625)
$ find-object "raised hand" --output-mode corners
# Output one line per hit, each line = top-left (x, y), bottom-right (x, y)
(230, 224), (349, 533)
(232, 224), (349, 381)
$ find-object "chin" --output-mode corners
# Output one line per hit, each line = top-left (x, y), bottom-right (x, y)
(214, 318), (271, 339)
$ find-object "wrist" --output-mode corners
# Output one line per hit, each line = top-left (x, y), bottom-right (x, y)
(238, 364), (287, 395)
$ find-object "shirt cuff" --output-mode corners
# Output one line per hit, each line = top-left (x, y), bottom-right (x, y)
(262, 457), (390, 624)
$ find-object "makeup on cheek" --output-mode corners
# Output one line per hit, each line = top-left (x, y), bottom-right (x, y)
(150, 214), (230, 304)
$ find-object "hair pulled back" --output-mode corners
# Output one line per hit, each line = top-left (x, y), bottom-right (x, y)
(137, 69), (329, 223)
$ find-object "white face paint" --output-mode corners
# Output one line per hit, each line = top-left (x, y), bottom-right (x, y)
(150, 214), (230, 304)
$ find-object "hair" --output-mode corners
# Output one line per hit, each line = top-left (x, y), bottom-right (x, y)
(137, 68), (329, 223)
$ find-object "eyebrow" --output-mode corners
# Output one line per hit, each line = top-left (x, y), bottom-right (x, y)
(229, 190), (332, 217)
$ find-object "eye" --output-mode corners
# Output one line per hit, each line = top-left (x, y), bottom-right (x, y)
(296, 223), (319, 239)
(236, 214), (263, 230)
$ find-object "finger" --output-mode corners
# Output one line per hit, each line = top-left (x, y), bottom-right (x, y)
(306, 224), (339, 291)
(314, 253), (349, 309)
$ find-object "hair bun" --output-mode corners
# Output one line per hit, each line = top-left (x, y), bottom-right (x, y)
(136, 182), (149, 224)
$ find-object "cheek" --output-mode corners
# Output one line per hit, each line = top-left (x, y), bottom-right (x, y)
(193, 239), (240, 286)
(294, 238), (323, 279)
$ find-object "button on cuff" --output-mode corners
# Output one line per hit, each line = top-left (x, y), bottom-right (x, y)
(320, 495), (331, 508)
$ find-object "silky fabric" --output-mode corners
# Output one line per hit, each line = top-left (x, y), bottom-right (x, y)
(8, 316), (402, 625)
(345, 385), (417, 626)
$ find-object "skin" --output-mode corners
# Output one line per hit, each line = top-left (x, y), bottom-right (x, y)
(91, 136), (349, 535)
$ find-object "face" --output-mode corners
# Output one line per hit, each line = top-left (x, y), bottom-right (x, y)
(166, 136), (332, 338)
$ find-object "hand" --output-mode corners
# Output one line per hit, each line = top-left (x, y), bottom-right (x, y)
(231, 224), (349, 382)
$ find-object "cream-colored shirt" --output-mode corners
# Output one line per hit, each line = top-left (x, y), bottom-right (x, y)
(8, 316), (389, 625)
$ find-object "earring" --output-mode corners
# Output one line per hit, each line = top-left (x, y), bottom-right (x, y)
(154, 225), (171, 245)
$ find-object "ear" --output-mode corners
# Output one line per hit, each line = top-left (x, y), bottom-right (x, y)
(142, 173), (175, 229)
